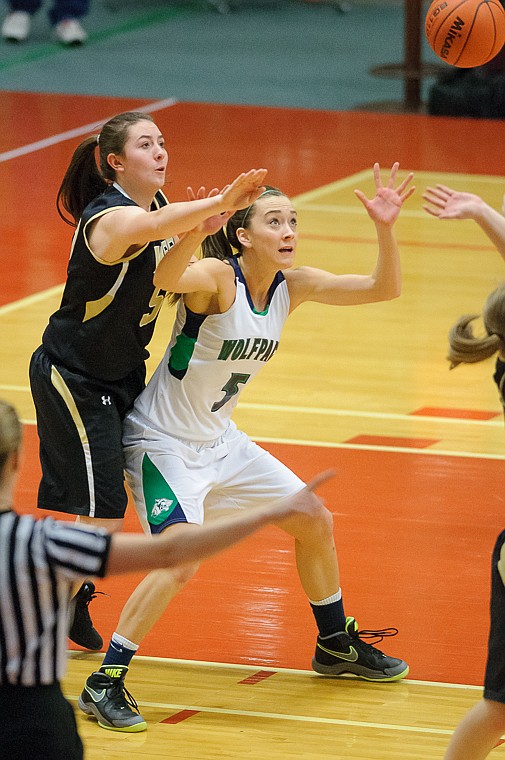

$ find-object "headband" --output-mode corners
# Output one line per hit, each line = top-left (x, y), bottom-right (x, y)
(241, 189), (280, 228)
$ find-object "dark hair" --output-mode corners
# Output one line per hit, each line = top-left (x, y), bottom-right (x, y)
(201, 186), (287, 261)
(0, 399), (22, 478)
(56, 111), (155, 227)
(448, 283), (505, 368)
(164, 187), (288, 305)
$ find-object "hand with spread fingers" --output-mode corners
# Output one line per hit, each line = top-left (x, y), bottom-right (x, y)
(355, 162), (415, 227)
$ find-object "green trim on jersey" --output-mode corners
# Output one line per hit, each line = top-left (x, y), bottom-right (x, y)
(169, 332), (197, 373)
(142, 453), (178, 526)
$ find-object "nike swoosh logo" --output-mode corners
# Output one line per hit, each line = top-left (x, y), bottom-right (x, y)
(85, 686), (106, 702)
(317, 643), (359, 662)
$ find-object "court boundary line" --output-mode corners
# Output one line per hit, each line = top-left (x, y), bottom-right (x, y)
(12, 417), (505, 461)
(0, 97), (178, 163)
(3, 380), (500, 430)
(72, 695), (457, 735)
(67, 654), (479, 735)
(67, 651), (483, 691)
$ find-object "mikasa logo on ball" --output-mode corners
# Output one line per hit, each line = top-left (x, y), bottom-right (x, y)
(425, 0), (505, 69)
(440, 16), (465, 59)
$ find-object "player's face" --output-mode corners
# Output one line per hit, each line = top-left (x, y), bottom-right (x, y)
(243, 195), (298, 268)
(115, 120), (168, 189)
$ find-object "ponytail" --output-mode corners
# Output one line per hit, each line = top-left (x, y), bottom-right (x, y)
(448, 315), (502, 369)
(57, 137), (107, 226)
(56, 111), (156, 227)
(448, 283), (505, 368)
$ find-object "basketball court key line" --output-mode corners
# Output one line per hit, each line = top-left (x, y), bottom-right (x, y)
(70, 693), (456, 736)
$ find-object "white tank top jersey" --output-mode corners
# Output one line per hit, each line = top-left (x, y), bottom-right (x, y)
(128, 258), (290, 442)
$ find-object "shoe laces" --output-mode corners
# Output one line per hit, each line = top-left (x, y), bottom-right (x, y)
(108, 678), (141, 715)
(80, 585), (109, 609)
(350, 625), (399, 658)
(355, 626), (399, 645)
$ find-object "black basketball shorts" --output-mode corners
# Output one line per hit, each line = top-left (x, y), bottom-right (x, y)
(484, 529), (505, 703)
(29, 345), (145, 519)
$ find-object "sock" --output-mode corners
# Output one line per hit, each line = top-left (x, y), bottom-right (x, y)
(100, 632), (139, 672)
(309, 590), (346, 637)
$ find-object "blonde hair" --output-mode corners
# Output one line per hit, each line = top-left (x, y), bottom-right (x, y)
(448, 283), (505, 369)
(0, 399), (22, 474)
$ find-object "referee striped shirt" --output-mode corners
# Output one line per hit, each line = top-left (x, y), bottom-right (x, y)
(0, 511), (111, 686)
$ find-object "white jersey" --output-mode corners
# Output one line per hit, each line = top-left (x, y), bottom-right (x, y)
(127, 258), (290, 442)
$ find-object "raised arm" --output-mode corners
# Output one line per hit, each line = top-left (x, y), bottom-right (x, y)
(288, 162), (415, 308)
(423, 184), (505, 263)
(89, 168), (267, 263)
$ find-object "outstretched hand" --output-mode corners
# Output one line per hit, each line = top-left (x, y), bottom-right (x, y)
(187, 185), (233, 236)
(355, 162), (415, 226)
(220, 168), (268, 212)
(269, 469), (336, 523)
(422, 184), (484, 220)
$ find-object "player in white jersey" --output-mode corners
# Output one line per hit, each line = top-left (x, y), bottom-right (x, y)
(80, 163), (415, 732)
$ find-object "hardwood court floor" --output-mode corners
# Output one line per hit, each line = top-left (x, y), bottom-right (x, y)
(2, 92), (505, 759)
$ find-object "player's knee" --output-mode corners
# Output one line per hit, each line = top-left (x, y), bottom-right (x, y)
(149, 562), (199, 589)
(288, 493), (333, 541)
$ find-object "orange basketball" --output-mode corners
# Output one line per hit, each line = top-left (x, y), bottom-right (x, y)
(425, 0), (505, 67)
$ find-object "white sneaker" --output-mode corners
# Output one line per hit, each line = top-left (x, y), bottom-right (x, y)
(1, 10), (31, 42)
(54, 18), (87, 45)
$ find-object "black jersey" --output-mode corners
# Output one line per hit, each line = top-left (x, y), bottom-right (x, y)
(42, 185), (175, 382)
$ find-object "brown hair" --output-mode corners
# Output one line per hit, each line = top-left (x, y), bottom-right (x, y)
(448, 283), (505, 368)
(165, 186), (288, 306)
(0, 399), (22, 477)
(56, 111), (155, 227)
(201, 186), (287, 261)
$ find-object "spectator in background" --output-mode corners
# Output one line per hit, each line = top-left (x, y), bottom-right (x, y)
(1, 0), (89, 44)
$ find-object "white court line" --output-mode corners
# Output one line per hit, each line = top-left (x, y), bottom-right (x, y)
(76, 698), (455, 735)
(294, 169), (505, 212)
(299, 203), (430, 219)
(67, 654), (479, 735)
(253, 435), (505, 461)
(5, 393), (502, 430)
(0, 97), (178, 163)
(0, 284), (63, 315)
(239, 403), (504, 428)
(69, 651), (483, 689)
(12, 405), (502, 458)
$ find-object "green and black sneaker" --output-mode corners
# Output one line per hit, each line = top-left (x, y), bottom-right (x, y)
(312, 616), (409, 682)
(78, 666), (147, 732)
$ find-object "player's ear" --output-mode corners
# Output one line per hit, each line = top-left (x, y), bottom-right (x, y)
(236, 227), (252, 249)
(107, 152), (124, 173)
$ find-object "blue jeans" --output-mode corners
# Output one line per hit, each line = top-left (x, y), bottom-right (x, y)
(7, 0), (89, 24)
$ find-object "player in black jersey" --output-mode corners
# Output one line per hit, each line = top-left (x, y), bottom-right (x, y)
(423, 186), (505, 760)
(0, 398), (330, 758)
(29, 109), (267, 651)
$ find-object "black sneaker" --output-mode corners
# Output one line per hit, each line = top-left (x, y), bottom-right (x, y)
(78, 668), (147, 732)
(68, 581), (104, 651)
(312, 616), (409, 681)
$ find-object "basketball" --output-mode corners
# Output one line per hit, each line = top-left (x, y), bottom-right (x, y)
(425, 0), (505, 68)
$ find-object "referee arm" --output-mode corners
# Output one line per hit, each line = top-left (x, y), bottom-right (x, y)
(106, 471), (333, 575)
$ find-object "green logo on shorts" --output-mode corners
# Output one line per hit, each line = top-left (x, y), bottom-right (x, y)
(142, 453), (178, 526)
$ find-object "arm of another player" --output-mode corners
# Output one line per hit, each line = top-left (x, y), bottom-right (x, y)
(153, 186), (235, 291)
(106, 471), (334, 575)
(89, 169), (267, 263)
(288, 163), (414, 308)
(423, 184), (505, 264)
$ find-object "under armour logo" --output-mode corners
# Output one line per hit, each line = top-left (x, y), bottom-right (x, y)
(101, 395), (112, 406)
